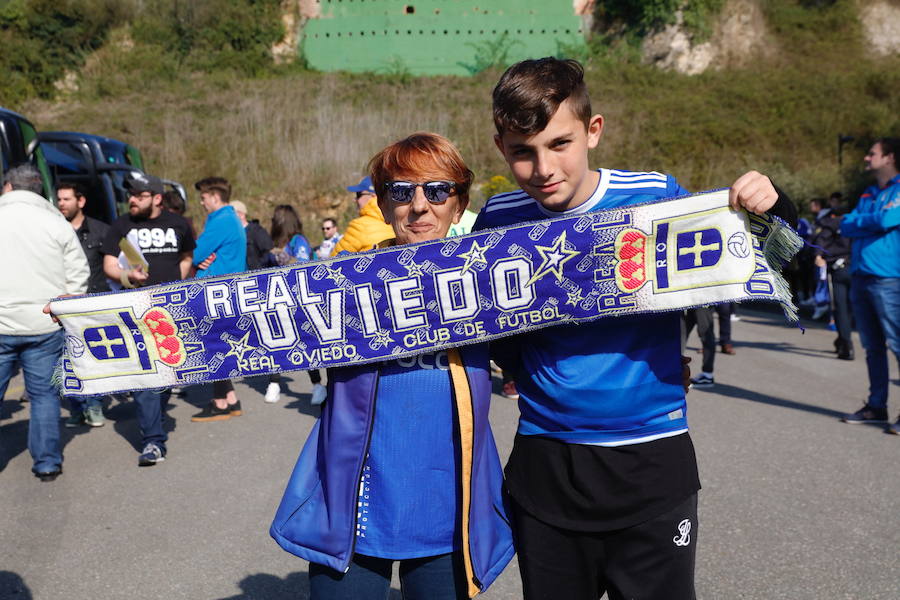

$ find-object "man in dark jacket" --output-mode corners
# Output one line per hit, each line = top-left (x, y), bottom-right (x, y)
(57, 183), (110, 428)
(231, 200), (273, 270)
(811, 196), (853, 359)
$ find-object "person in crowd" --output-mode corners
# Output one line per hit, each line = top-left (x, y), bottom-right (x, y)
(271, 132), (514, 600)
(807, 198), (831, 321)
(56, 182), (109, 428)
(715, 303), (736, 354)
(231, 200), (274, 270)
(794, 206), (816, 307)
(163, 189), (196, 237)
(0, 165), (89, 481)
(811, 195), (853, 359)
(315, 218), (341, 260)
(685, 307), (717, 387)
(269, 205), (326, 406)
(102, 172), (195, 465)
(230, 199), (287, 402)
(474, 57), (797, 599)
(330, 176), (394, 255)
(840, 137), (900, 433)
(189, 177), (247, 423)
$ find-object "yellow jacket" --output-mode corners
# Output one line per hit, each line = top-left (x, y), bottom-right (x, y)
(331, 197), (394, 256)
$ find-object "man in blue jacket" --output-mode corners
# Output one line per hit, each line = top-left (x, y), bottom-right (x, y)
(190, 176), (247, 422)
(840, 138), (900, 434)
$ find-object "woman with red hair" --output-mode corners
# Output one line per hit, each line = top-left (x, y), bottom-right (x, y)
(271, 133), (514, 599)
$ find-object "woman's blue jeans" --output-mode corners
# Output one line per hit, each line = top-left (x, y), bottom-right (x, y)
(309, 552), (467, 600)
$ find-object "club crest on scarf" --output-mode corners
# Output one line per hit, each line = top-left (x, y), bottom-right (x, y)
(52, 190), (802, 397)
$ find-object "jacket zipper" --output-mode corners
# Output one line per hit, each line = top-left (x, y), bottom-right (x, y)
(344, 367), (380, 573)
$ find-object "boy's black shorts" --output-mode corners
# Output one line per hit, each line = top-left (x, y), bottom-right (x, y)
(511, 493), (698, 600)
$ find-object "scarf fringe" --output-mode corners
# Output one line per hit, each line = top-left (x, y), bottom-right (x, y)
(764, 218), (804, 321)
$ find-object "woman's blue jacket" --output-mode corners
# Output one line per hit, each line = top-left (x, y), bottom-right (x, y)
(270, 344), (515, 597)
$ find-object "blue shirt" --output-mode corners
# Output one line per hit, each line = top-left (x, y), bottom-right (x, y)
(474, 169), (691, 446)
(193, 205), (246, 278)
(841, 174), (900, 278)
(287, 234), (312, 263)
(355, 351), (458, 558)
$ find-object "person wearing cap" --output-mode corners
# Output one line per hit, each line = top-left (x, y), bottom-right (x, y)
(231, 200), (275, 270)
(102, 171), (196, 466)
(189, 177), (248, 423)
(330, 176), (394, 256)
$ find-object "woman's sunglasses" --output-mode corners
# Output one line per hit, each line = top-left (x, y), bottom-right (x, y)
(384, 181), (456, 204)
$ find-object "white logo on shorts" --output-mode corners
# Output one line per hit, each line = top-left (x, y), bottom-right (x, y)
(673, 518), (691, 547)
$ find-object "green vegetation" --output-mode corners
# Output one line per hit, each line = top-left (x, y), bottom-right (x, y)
(595, 0), (727, 40)
(4, 0), (899, 243)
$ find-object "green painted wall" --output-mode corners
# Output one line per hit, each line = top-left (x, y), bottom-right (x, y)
(301, 0), (585, 76)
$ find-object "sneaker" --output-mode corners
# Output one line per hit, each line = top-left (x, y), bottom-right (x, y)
(138, 443), (165, 466)
(85, 405), (105, 427)
(501, 381), (519, 399)
(33, 466), (62, 481)
(730, 313), (741, 322)
(229, 400), (243, 416)
(264, 381), (281, 404)
(886, 416), (900, 435)
(690, 374), (715, 388)
(310, 383), (327, 406)
(190, 402), (232, 422)
(841, 405), (888, 424)
(811, 305), (829, 321)
(64, 412), (86, 428)
(720, 343), (736, 355)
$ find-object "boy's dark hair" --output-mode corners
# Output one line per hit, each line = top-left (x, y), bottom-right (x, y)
(875, 137), (899, 169)
(194, 176), (231, 203)
(57, 181), (87, 198)
(492, 57), (592, 136)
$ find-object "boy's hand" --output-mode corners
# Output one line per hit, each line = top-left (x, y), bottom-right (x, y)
(681, 355), (691, 393)
(729, 171), (778, 215)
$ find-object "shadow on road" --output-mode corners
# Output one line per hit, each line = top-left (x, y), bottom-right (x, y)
(215, 572), (402, 600)
(729, 339), (836, 359)
(0, 399), (87, 471)
(0, 570), (32, 599)
(698, 381), (851, 420)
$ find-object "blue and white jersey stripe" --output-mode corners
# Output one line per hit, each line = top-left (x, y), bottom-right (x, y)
(474, 168), (692, 447)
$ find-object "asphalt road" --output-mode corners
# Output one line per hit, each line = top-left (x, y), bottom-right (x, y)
(1, 308), (898, 599)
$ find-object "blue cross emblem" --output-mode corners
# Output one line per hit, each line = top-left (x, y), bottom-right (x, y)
(84, 326), (129, 360)
(676, 229), (722, 270)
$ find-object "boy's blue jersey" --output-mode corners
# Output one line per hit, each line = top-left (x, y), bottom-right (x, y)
(474, 169), (691, 446)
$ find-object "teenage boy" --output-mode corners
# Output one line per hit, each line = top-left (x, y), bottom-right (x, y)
(189, 176), (247, 422)
(474, 58), (797, 600)
(102, 172), (195, 466)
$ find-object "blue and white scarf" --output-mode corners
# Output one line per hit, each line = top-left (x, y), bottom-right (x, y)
(52, 190), (801, 397)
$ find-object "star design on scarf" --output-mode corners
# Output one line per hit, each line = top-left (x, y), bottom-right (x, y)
(404, 261), (425, 277)
(526, 231), (581, 286)
(458, 240), (489, 274)
(565, 288), (584, 307)
(224, 331), (254, 362)
(371, 329), (394, 348)
(325, 265), (346, 284)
